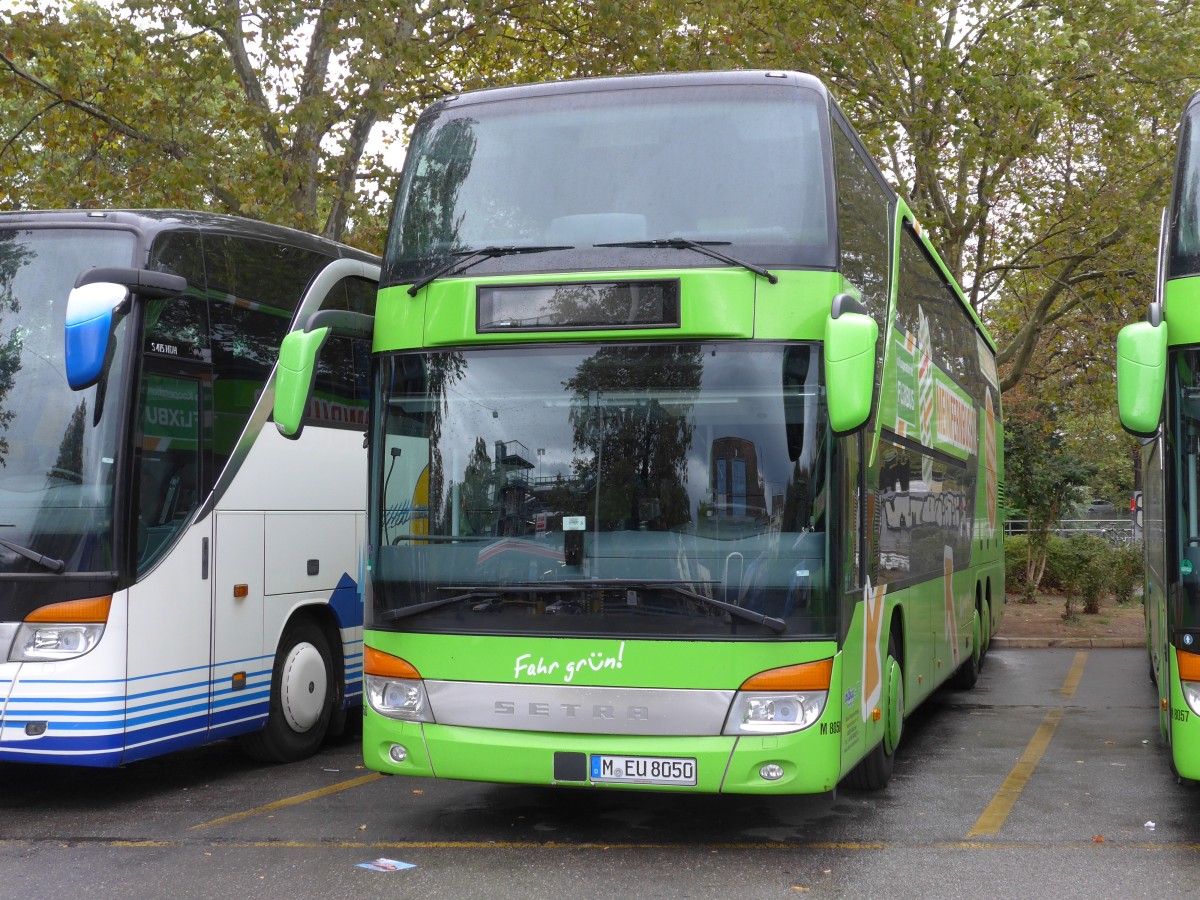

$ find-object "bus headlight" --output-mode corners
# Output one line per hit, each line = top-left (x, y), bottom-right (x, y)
(10, 596), (111, 662)
(724, 691), (827, 734)
(365, 675), (434, 722)
(10, 623), (105, 662)
(723, 658), (833, 735)
(1179, 650), (1200, 716)
(1183, 681), (1200, 717)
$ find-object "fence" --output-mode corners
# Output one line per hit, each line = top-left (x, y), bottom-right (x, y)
(1004, 518), (1137, 544)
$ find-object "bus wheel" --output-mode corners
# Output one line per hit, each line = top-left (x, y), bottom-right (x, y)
(845, 635), (903, 790)
(242, 618), (335, 763)
(979, 597), (990, 666)
(949, 609), (981, 690)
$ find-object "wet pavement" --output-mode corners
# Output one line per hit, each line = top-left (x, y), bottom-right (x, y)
(0, 648), (1195, 898)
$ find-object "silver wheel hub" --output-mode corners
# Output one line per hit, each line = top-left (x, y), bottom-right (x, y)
(281, 641), (327, 733)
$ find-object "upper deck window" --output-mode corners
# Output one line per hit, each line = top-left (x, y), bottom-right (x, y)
(386, 83), (836, 286)
(1171, 103), (1200, 278)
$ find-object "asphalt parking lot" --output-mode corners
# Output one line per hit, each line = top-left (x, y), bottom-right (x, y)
(1, 648), (1196, 898)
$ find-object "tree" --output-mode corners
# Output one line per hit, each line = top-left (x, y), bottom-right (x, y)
(5, 0), (1198, 400)
(1004, 401), (1096, 602)
(600, 0), (1198, 393)
(0, 0), (682, 248)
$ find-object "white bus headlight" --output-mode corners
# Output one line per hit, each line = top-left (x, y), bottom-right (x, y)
(1183, 681), (1200, 717)
(365, 675), (434, 722)
(724, 691), (827, 734)
(10, 596), (111, 663)
(11, 622), (105, 662)
(723, 658), (833, 735)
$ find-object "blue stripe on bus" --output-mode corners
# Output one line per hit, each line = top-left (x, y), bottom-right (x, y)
(1, 629), (363, 764)
(329, 572), (363, 627)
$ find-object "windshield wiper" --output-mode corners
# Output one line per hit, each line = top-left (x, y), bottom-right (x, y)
(382, 579), (786, 633)
(594, 238), (778, 284)
(382, 583), (578, 621)
(0, 536), (65, 573)
(553, 579), (787, 633)
(407, 245), (575, 297)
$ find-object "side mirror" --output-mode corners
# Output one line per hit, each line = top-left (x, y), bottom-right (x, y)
(64, 281), (128, 390)
(824, 294), (879, 434)
(272, 309), (374, 440)
(64, 267), (186, 391)
(273, 327), (330, 439)
(1117, 314), (1168, 437)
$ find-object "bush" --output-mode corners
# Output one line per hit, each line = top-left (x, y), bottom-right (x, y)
(1004, 534), (1028, 593)
(1066, 534), (1112, 615)
(1042, 535), (1076, 592)
(1109, 542), (1144, 605)
(1004, 531), (1139, 615)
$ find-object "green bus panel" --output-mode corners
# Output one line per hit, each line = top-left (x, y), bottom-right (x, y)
(1170, 654), (1200, 780)
(372, 269), (844, 353)
(368, 631), (837, 688)
(1166, 278), (1200, 347)
(363, 720), (844, 794)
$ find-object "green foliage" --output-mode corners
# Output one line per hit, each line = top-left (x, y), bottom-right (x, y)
(1109, 542), (1145, 605)
(1004, 532), (1143, 615)
(1004, 533), (1028, 593)
(3, 0), (1199, 406)
(1004, 402), (1095, 599)
(1057, 534), (1111, 616)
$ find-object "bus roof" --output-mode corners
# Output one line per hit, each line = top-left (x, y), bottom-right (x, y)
(0, 209), (379, 263)
(431, 70), (831, 111)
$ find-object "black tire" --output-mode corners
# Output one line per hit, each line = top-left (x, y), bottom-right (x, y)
(241, 618), (336, 763)
(844, 634), (903, 790)
(949, 608), (981, 690)
(978, 596), (990, 668)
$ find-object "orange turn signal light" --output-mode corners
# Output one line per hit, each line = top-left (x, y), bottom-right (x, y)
(25, 596), (112, 624)
(365, 646), (422, 679)
(740, 657), (833, 692)
(1178, 648), (1200, 682)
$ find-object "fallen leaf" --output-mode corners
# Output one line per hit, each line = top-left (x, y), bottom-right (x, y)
(1093, 835), (1105, 843)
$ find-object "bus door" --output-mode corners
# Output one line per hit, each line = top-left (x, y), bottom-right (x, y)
(125, 362), (211, 760)
(206, 258), (378, 742)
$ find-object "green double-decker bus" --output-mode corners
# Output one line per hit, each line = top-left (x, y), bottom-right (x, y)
(1118, 91), (1200, 782)
(276, 71), (1005, 793)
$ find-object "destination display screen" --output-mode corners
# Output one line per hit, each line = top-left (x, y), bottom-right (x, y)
(477, 281), (680, 331)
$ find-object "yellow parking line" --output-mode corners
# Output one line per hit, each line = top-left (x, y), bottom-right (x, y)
(967, 651), (1088, 838)
(191, 772), (383, 830)
(1060, 650), (1088, 698)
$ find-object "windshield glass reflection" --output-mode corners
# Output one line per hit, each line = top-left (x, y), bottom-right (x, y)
(0, 228), (134, 576)
(372, 342), (833, 638)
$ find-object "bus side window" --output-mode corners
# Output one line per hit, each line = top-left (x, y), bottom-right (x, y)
(144, 228), (210, 363)
(135, 373), (202, 572)
(206, 235), (329, 470)
(831, 115), (890, 324)
(309, 274), (377, 430)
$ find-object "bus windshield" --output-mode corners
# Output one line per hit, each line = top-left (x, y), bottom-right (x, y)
(371, 341), (834, 639)
(386, 83), (835, 285)
(0, 228), (134, 577)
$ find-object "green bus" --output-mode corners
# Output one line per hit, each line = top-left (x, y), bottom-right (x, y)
(1118, 90), (1200, 782)
(276, 71), (1005, 793)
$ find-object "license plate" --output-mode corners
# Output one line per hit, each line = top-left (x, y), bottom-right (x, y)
(589, 754), (697, 785)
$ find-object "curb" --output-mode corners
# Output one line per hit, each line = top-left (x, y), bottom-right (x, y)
(990, 636), (1143, 649)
